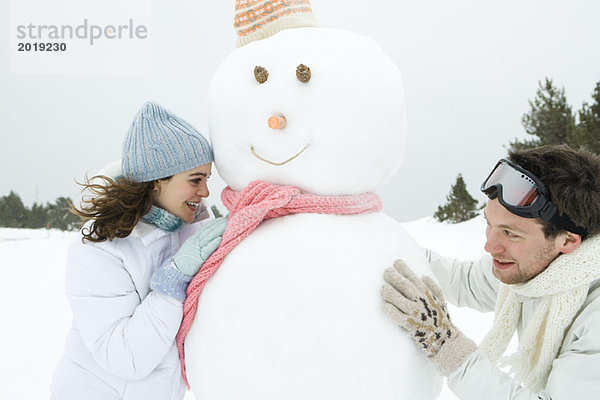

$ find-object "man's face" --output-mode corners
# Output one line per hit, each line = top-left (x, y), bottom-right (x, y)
(484, 198), (566, 284)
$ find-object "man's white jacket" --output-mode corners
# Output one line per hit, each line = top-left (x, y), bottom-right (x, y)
(427, 250), (600, 399)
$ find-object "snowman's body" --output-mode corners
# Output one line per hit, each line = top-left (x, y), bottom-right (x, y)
(186, 25), (442, 398)
(186, 213), (440, 398)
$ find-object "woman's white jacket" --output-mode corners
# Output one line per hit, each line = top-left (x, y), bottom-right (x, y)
(51, 217), (209, 400)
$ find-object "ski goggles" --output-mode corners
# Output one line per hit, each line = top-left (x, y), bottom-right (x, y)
(480, 159), (587, 236)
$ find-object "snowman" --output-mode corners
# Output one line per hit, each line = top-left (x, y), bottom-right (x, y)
(181, 1), (442, 398)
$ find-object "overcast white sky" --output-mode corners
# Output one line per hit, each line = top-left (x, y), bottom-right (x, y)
(2, 0), (599, 221)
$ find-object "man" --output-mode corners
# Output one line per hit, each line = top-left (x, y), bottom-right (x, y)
(381, 145), (600, 399)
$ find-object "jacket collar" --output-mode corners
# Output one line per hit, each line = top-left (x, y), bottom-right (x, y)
(131, 202), (213, 247)
(131, 220), (170, 246)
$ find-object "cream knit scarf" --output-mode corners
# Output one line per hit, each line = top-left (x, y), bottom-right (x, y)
(479, 234), (600, 392)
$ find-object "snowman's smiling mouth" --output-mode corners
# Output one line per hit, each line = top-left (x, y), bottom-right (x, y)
(250, 144), (310, 166)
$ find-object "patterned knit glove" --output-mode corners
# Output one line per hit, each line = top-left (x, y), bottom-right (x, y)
(173, 217), (227, 276)
(381, 259), (477, 376)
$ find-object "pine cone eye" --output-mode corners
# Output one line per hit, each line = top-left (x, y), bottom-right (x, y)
(254, 66), (269, 84)
(296, 64), (311, 83)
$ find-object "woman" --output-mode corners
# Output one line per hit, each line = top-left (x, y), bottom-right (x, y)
(50, 102), (226, 400)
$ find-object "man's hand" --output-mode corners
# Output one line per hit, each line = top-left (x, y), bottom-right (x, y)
(173, 217), (227, 276)
(381, 259), (477, 376)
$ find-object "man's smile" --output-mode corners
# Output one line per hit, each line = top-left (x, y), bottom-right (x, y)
(492, 258), (515, 270)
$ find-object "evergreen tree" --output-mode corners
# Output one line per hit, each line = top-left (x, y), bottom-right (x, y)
(574, 80), (600, 154)
(0, 191), (29, 228)
(46, 197), (81, 231)
(210, 204), (223, 218)
(434, 174), (479, 223)
(510, 78), (576, 151)
(26, 202), (49, 229)
(0, 192), (81, 231)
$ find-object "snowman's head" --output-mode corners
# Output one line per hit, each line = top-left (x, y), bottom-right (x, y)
(209, 27), (406, 195)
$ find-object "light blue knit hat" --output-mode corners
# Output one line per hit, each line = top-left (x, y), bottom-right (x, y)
(121, 102), (214, 182)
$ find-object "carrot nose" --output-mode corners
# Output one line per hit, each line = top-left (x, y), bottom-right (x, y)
(268, 115), (287, 130)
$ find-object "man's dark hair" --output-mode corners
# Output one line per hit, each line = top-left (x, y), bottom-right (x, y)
(508, 145), (600, 239)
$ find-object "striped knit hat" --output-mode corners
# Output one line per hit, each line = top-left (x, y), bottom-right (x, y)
(121, 102), (214, 182)
(234, 0), (318, 47)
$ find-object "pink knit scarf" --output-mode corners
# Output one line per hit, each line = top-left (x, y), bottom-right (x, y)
(176, 180), (383, 386)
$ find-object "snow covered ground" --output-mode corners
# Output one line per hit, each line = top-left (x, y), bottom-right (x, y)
(0, 215), (499, 400)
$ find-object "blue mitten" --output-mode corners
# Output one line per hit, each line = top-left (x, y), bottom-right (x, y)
(150, 217), (227, 301)
(173, 217), (227, 276)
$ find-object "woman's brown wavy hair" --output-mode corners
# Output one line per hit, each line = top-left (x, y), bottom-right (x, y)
(72, 175), (168, 243)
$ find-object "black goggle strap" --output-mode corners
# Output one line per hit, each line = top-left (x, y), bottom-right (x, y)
(546, 208), (588, 237)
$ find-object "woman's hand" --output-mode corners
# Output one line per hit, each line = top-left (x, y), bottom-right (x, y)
(173, 217), (228, 276)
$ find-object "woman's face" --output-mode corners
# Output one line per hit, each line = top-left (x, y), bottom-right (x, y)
(152, 163), (212, 223)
